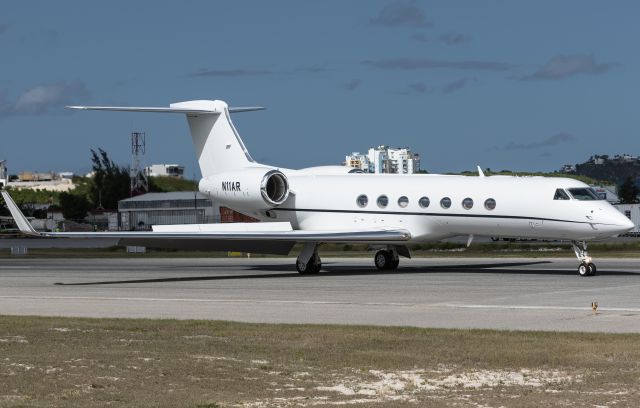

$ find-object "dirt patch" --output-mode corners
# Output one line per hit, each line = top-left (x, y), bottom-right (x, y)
(0, 315), (639, 407)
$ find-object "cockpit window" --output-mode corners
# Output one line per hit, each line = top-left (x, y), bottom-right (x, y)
(553, 189), (570, 200)
(568, 188), (602, 201)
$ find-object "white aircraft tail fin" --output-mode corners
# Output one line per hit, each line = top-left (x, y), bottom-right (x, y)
(67, 100), (264, 177)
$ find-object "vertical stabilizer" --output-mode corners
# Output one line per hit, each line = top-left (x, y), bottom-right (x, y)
(170, 100), (255, 177)
(67, 100), (264, 178)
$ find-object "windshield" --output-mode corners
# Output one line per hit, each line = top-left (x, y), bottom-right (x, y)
(568, 188), (602, 201)
(554, 189), (570, 200)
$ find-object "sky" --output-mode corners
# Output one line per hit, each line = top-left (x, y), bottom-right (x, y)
(1, 1), (638, 178)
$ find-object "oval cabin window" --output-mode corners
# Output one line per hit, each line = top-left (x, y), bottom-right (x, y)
(484, 198), (496, 210)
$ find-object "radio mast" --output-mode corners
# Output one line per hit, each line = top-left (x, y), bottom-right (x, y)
(130, 131), (148, 196)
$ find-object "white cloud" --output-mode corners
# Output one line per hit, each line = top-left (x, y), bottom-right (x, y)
(0, 81), (90, 117)
(521, 55), (613, 81)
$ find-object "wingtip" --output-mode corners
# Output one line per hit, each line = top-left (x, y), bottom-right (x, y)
(0, 190), (40, 236)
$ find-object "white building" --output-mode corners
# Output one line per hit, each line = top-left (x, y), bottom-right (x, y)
(385, 147), (420, 174)
(0, 160), (7, 187)
(145, 164), (185, 178)
(367, 146), (388, 173)
(590, 185), (619, 203)
(345, 146), (421, 174)
(614, 204), (640, 235)
(344, 152), (370, 172)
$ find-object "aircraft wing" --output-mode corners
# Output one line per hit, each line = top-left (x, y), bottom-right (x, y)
(1, 191), (410, 253)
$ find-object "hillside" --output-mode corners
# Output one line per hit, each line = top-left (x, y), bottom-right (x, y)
(575, 156), (640, 185)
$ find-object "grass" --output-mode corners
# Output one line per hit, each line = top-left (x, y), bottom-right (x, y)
(1, 316), (639, 407)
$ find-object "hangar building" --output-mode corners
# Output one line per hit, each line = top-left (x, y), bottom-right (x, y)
(118, 191), (220, 231)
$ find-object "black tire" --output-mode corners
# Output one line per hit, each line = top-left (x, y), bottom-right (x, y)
(311, 258), (322, 274)
(578, 262), (589, 277)
(374, 250), (391, 270)
(588, 263), (597, 276)
(390, 258), (400, 270)
(296, 254), (321, 274)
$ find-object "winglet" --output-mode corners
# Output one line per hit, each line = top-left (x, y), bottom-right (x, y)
(0, 190), (41, 236)
(477, 165), (485, 178)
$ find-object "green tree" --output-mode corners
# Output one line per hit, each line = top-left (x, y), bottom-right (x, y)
(89, 148), (130, 210)
(59, 192), (91, 221)
(2, 187), (57, 205)
(619, 177), (640, 204)
(0, 196), (8, 216)
(149, 176), (199, 192)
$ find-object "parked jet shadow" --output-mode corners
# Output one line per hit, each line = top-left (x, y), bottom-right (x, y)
(53, 260), (639, 286)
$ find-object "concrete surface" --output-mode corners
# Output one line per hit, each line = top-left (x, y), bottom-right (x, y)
(1, 257), (639, 332)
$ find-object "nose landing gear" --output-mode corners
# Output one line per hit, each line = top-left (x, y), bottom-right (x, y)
(572, 241), (596, 277)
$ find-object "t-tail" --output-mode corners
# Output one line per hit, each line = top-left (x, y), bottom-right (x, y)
(67, 100), (264, 177)
(68, 100), (292, 211)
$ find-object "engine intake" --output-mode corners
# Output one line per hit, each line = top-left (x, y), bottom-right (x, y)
(261, 170), (289, 205)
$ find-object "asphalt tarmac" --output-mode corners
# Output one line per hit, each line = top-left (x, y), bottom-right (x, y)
(1, 256), (639, 332)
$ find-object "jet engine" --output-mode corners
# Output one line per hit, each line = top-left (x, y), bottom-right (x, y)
(199, 168), (290, 209)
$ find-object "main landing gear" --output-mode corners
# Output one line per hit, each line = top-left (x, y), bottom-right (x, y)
(374, 247), (400, 271)
(295, 244), (407, 274)
(296, 242), (321, 274)
(571, 241), (597, 277)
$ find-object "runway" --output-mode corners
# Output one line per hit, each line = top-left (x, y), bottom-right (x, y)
(1, 256), (640, 332)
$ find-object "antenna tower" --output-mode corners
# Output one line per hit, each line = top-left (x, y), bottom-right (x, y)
(130, 131), (148, 196)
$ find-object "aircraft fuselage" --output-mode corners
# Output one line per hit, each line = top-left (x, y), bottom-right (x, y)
(220, 172), (632, 243)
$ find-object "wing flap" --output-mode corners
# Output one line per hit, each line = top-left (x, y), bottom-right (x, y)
(152, 222), (292, 233)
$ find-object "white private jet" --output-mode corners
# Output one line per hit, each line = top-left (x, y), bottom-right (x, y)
(1, 99), (634, 277)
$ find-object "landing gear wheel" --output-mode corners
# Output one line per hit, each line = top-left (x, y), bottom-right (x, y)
(374, 250), (399, 271)
(572, 241), (596, 277)
(374, 250), (389, 270)
(296, 253), (321, 274)
(578, 262), (590, 277)
(374, 250), (391, 270)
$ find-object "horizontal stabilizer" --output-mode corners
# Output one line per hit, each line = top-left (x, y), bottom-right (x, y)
(66, 106), (218, 114)
(67, 100), (264, 115)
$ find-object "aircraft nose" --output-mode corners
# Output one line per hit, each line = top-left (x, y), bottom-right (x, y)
(609, 208), (635, 234)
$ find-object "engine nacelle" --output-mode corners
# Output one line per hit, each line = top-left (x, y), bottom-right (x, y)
(199, 168), (290, 209)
